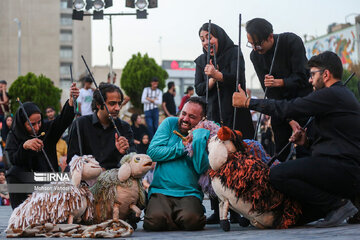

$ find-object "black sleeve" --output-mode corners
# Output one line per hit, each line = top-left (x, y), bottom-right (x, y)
(66, 118), (81, 164)
(5, 132), (36, 168)
(195, 64), (206, 96)
(47, 100), (75, 145)
(221, 49), (246, 89)
(249, 88), (336, 120)
(282, 34), (309, 90)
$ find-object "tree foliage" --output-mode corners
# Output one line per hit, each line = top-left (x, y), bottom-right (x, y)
(343, 66), (360, 102)
(120, 53), (168, 112)
(9, 72), (62, 114)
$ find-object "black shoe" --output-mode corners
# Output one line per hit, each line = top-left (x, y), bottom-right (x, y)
(238, 217), (250, 227)
(220, 219), (230, 231)
(315, 201), (358, 228)
(347, 211), (360, 224)
(229, 212), (240, 224)
(206, 212), (220, 224)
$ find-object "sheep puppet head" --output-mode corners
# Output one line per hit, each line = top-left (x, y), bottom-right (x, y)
(69, 154), (103, 186)
(117, 153), (153, 182)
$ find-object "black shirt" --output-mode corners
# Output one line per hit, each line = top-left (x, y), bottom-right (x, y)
(162, 91), (176, 116)
(249, 81), (360, 163)
(250, 33), (312, 100)
(67, 113), (136, 170)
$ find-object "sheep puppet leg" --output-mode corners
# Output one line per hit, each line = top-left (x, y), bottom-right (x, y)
(219, 199), (230, 231)
(113, 203), (120, 220)
(130, 204), (142, 218)
(67, 215), (74, 224)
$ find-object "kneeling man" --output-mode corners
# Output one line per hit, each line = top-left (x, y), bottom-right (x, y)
(144, 97), (209, 231)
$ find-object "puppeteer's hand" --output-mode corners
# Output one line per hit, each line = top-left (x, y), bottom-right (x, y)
(115, 133), (129, 155)
(288, 120), (301, 133)
(232, 84), (249, 108)
(264, 74), (284, 87)
(289, 128), (307, 146)
(69, 82), (80, 107)
(204, 60), (217, 77)
(23, 138), (44, 152)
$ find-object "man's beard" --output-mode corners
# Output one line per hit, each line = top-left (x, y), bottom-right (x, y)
(178, 119), (192, 135)
(314, 76), (325, 91)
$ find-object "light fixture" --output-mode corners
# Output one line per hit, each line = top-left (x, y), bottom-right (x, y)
(73, 0), (86, 11)
(135, 0), (147, 10)
(136, 9), (147, 19)
(147, 0), (157, 8)
(93, 0), (105, 11)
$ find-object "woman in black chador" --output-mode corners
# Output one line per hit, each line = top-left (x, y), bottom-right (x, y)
(195, 23), (254, 225)
(195, 23), (254, 138)
(5, 84), (78, 209)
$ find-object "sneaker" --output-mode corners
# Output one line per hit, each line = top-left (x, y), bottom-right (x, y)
(315, 200), (358, 228)
(206, 212), (220, 224)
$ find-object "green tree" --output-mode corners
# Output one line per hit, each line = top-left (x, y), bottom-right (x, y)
(343, 68), (360, 102)
(9, 72), (62, 114)
(121, 53), (168, 112)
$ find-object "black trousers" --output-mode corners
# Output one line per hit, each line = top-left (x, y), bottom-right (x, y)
(6, 174), (29, 209)
(269, 156), (360, 224)
(144, 193), (206, 231)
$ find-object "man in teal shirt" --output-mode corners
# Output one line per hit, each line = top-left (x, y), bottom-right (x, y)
(144, 97), (210, 231)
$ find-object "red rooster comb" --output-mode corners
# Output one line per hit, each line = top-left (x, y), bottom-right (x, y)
(217, 126), (246, 152)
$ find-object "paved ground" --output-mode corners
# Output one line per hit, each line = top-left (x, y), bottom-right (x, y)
(1, 200), (360, 239)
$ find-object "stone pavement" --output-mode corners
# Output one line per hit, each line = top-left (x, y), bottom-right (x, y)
(1, 200), (360, 240)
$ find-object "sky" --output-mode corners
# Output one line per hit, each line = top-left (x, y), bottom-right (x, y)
(91, 0), (360, 88)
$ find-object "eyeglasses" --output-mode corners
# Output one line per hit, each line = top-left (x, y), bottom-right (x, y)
(310, 69), (324, 79)
(246, 41), (263, 50)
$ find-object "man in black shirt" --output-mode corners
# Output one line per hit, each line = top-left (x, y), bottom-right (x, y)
(67, 83), (135, 170)
(246, 18), (312, 161)
(233, 51), (360, 227)
(162, 81), (177, 117)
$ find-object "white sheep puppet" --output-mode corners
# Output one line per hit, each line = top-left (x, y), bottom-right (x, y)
(208, 126), (301, 231)
(90, 153), (153, 229)
(7, 155), (102, 230)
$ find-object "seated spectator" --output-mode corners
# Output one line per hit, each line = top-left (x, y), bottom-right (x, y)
(56, 134), (68, 172)
(136, 133), (149, 154)
(44, 106), (56, 122)
(1, 115), (13, 148)
(0, 169), (10, 206)
(131, 113), (149, 146)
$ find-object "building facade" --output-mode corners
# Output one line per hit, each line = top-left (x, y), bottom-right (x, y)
(304, 17), (360, 69)
(0, 0), (91, 105)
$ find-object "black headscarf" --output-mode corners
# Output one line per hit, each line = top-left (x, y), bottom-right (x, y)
(11, 102), (43, 142)
(196, 23), (235, 69)
(136, 133), (149, 154)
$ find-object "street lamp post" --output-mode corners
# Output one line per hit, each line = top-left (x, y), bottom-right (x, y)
(13, 18), (21, 77)
(109, 15), (113, 81)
